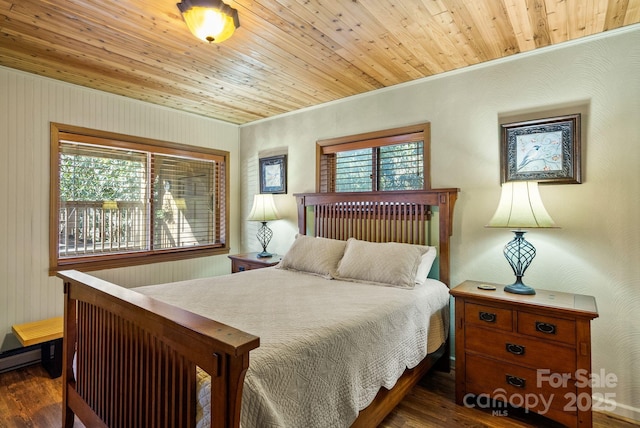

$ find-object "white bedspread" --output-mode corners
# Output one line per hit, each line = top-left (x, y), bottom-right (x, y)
(134, 267), (449, 428)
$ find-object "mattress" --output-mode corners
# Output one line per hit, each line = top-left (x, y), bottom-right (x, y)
(134, 267), (450, 428)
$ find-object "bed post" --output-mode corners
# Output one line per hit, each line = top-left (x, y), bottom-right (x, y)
(62, 281), (76, 428)
(434, 190), (457, 373)
(436, 189), (457, 288)
(296, 194), (307, 234)
(210, 352), (251, 427)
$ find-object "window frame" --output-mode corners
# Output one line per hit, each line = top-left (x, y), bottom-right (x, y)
(49, 123), (230, 274)
(316, 123), (431, 192)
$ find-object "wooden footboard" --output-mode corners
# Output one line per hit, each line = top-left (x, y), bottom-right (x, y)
(58, 270), (259, 428)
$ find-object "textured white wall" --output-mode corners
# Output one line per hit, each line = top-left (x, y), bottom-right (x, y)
(240, 27), (640, 420)
(0, 67), (240, 350)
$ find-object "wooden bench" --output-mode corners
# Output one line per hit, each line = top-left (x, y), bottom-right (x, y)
(12, 316), (63, 378)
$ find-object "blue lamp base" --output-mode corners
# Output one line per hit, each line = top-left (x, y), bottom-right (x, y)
(256, 221), (274, 258)
(502, 231), (537, 295)
(504, 278), (536, 295)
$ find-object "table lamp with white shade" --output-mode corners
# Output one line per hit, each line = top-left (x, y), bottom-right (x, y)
(248, 194), (281, 258)
(486, 181), (558, 295)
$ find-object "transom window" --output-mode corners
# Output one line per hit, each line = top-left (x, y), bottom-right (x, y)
(317, 123), (430, 192)
(50, 123), (229, 272)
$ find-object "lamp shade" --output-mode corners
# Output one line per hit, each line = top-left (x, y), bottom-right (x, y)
(248, 194), (280, 222)
(486, 181), (557, 229)
(177, 0), (240, 44)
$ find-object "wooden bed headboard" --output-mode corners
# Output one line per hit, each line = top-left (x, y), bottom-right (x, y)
(294, 189), (458, 287)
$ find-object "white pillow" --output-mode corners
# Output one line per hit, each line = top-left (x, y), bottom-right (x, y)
(277, 234), (346, 278)
(415, 246), (437, 285)
(335, 238), (428, 289)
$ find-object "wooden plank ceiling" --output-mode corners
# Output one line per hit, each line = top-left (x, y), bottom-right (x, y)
(1, 0), (639, 124)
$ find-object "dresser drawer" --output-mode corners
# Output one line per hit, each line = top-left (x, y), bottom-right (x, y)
(465, 325), (576, 373)
(229, 253), (281, 273)
(517, 311), (576, 345)
(465, 302), (513, 332)
(232, 260), (259, 272)
(465, 354), (577, 426)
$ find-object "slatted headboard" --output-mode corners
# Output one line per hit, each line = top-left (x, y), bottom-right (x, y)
(294, 189), (458, 287)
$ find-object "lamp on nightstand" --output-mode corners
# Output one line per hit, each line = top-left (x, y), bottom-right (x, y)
(486, 181), (558, 295)
(248, 194), (281, 258)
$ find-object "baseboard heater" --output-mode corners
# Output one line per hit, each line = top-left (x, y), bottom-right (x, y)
(0, 345), (41, 374)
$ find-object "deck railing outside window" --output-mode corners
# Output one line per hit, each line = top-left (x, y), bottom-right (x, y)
(59, 201), (147, 257)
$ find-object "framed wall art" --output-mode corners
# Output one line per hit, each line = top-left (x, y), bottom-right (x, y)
(501, 114), (581, 184)
(259, 155), (287, 194)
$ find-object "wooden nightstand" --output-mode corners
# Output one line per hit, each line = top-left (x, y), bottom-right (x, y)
(228, 252), (282, 273)
(450, 280), (598, 428)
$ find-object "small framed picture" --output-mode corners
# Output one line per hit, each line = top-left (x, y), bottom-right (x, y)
(501, 114), (581, 184)
(259, 155), (287, 194)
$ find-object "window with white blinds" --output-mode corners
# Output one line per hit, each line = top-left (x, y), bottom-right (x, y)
(317, 123), (430, 193)
(50, 124), (228, 272)
(379, 141), (424, 191)
(335, 148), (373, 191)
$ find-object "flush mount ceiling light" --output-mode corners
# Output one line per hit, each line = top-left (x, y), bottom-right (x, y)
(177, 0), (240, 44)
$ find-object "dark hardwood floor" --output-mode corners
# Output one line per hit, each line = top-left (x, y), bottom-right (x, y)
(380, 369), (638, 428)
(1, 363), (637, 427)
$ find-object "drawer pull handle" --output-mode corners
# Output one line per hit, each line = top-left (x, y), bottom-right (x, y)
(506, 343), (526, 355)
(506, 375), (526, 389)
(479, 311), (496, 323)
(535, 321), (556, 334)
(238, 266), (246, 272)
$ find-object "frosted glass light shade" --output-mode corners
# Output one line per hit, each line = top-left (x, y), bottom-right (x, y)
(486, 181), (557, 229)
(177, 0), (239, 44)
(248, 194), (280, 222)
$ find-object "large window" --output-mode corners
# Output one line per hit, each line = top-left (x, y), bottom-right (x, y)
(50, 123), (229, 272)
(317, 123), (430, 192)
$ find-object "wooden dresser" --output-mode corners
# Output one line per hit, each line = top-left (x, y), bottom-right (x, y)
(450, 280), (599, 427)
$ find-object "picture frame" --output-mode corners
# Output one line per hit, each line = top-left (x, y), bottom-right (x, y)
(501, 114), (581, 184)
(259, 155), (287, 194)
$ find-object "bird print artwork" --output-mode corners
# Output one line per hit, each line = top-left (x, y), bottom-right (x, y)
(516, 131), (563, 173)
(518, 144), (541, 169)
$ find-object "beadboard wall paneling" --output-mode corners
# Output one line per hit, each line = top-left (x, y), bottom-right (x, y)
(0, 67), (239, 351)
(241, 154), (259, 253)
(239, 28), (640, 421)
